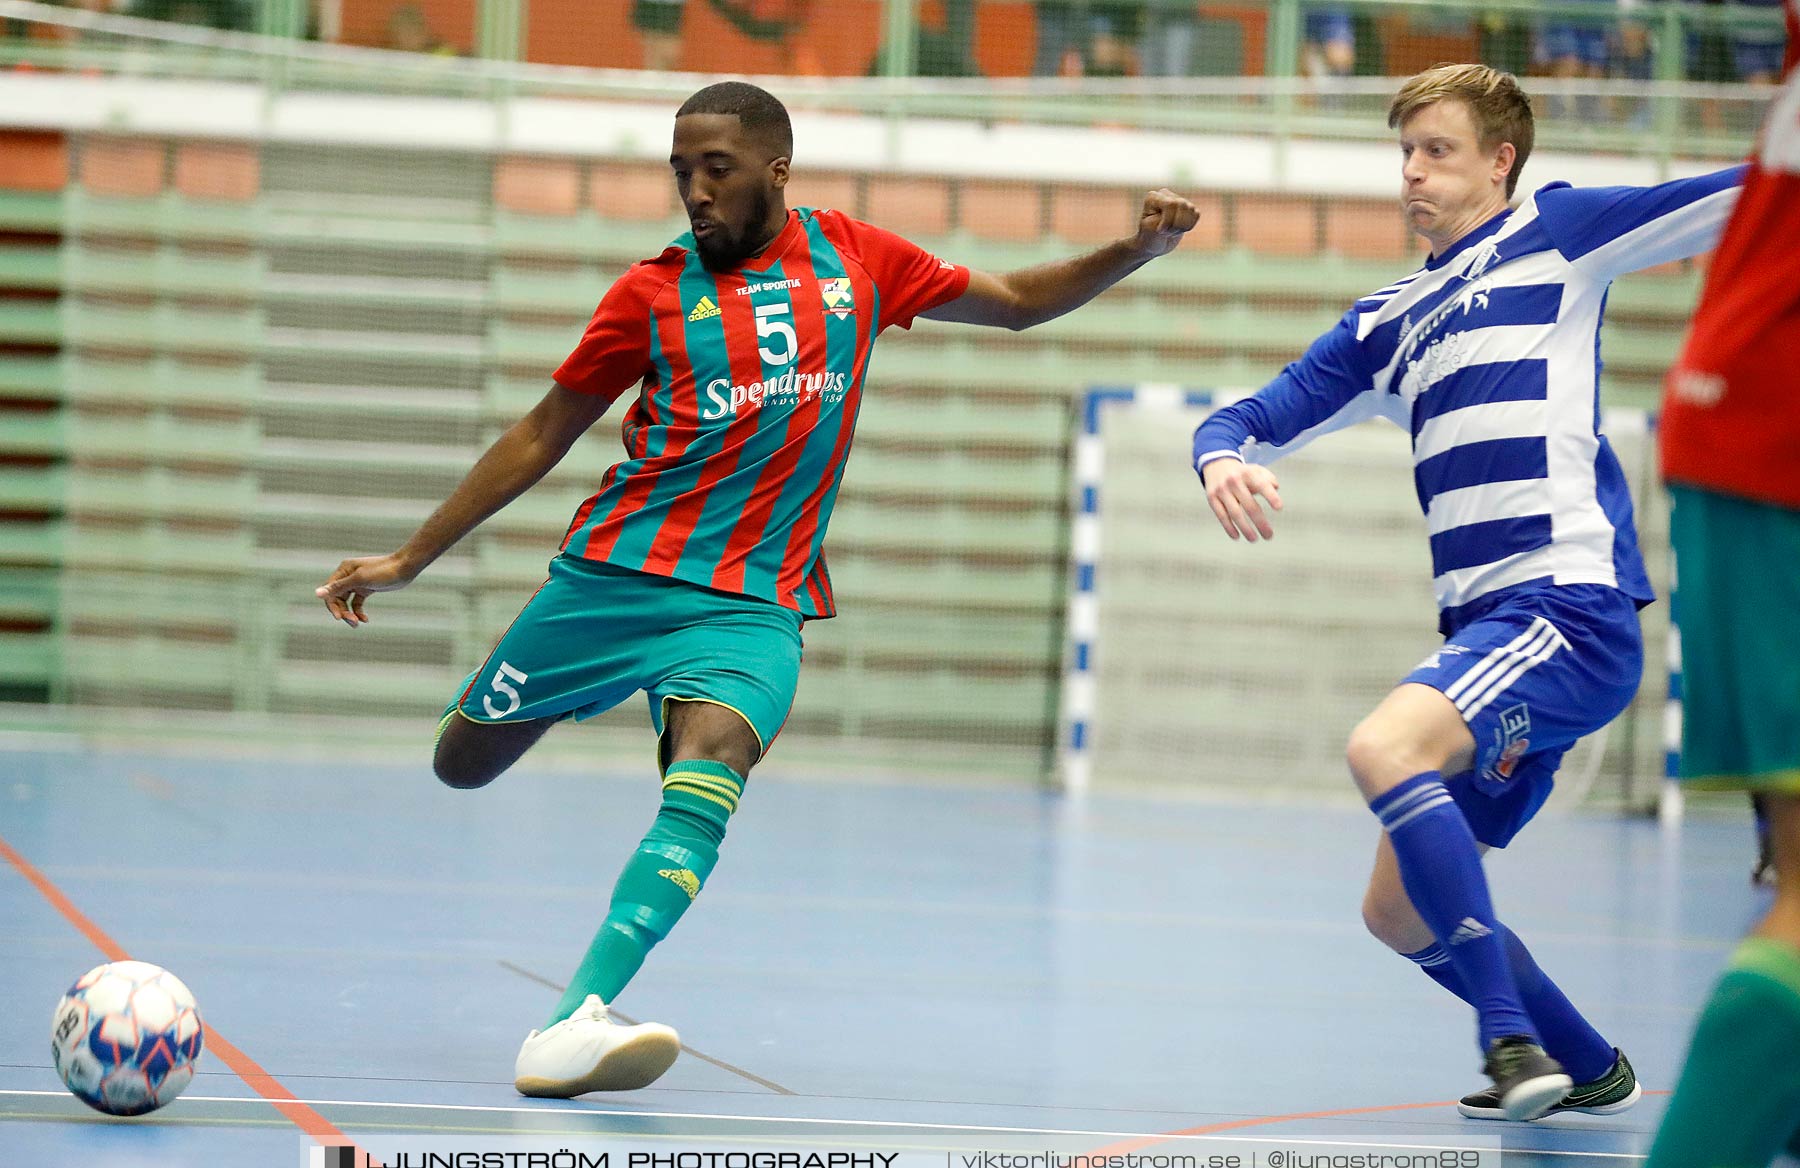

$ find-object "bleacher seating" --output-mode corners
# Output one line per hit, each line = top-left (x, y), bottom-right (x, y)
(0, 131), (1706, 766)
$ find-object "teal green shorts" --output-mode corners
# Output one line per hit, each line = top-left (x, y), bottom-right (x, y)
(1669, 484), (1800, 793)
(446, 555), (804, 762)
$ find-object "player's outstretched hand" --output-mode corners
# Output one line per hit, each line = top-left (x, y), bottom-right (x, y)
(1130, 189), (1201, 257)
(1200, 458), (1283, 542)
(315, 553), (419, 627)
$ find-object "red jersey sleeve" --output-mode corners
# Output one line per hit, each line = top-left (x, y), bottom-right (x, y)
(824, 212), (971, 333)
(552, 262), (670, 403)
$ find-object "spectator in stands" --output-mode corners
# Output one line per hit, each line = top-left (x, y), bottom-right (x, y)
(1031, 1), (1142, 76)
(936, 0), (979, 74)
(1613, 0), (1655, 127)
(870, 0), (979, 76)
(1478, 8), (1533, 75)
(1733, 0), (1788, 84)
(1687, 0), (1737, 131)
(1303, 5), (1356, 80)
(1140, 1), (1203, 77)
(1535, 0), (1611, 117)
(384, 3), (456, 54)
(633, 0), (684, 69)
(1032, 1), (1083, 74)
(1085, 1), (1142, 75)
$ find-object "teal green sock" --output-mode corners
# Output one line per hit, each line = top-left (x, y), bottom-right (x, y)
(545, 760), (744, 1028)
(1646, 938), (1800, 1168)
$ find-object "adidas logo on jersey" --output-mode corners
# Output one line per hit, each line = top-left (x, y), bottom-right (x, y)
(1449, 917), (1494, 945)
(687, 296), (720, 322)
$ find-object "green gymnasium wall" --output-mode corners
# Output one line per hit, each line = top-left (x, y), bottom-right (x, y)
(0, 129), (1706, 780)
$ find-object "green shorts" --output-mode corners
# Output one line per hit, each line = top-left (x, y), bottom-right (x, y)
(1669, 484), (1800, 792)
(447, 554), (804, 764)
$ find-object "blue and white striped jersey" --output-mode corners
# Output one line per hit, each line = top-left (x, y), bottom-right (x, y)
(1192, 168), (1744, 633)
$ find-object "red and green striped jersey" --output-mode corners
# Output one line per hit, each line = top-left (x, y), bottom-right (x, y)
(551, 207), (970, 618)
(1660, 2), (1800, 510)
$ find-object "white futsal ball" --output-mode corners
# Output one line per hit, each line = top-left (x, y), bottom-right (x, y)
(51, 960), (205, 1116)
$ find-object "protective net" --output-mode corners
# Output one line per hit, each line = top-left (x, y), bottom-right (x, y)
(1068, 393), (1672, 810)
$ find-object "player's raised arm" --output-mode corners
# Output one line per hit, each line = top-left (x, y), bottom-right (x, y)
(1534, 165), (1747, 283)
(919, 188), (1199, 330)
(315, 384), (613, 627)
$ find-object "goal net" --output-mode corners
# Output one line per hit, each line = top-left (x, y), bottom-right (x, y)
(1059, 386), (1673, 812)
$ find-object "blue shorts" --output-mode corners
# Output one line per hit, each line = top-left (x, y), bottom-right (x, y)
(1538, 26), (1610, 68)
(1403, 585), (1644, 847)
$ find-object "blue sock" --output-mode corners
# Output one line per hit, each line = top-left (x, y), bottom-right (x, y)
(1497, 927), (1615, 1081)
(1403, 931), (1616, 1082)
(1371, 772), (1535, 1049)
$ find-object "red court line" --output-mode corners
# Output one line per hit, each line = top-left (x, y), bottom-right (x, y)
(1087, 1091), (1674, 1156)
(0, 832), (383, 1167)
(1088, 1101), (1459, 1155)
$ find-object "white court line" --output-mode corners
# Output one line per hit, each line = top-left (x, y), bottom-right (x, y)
(0, 1091), (1643, 1159)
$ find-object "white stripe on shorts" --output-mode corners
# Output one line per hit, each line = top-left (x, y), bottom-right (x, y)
(1459, 619), (1571, 721)
(1440, 615), (1555, 705)
(1444, 619), (1545, 707)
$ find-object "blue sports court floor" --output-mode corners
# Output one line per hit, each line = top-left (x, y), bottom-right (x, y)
(0, 738), (1779, 1167)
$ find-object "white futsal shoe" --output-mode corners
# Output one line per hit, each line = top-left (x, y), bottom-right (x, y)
(513, 995), (681, 1096)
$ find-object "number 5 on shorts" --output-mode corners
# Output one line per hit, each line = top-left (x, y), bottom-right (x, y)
(483, 662), (530, 719)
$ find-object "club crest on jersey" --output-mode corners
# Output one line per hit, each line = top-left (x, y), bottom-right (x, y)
(1485, 703), (1532, 783)
(1459, 279), (1493, 315)
(687, 295), (721, 322)
(820, 277), (856, 319)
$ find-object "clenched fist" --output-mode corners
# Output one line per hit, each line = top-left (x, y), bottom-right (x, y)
(1129, 188), (1201, 257)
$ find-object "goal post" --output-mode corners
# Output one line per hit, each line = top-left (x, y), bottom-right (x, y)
(1056, 384), (1678, 814)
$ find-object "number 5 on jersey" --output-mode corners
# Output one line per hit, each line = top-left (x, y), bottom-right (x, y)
(483, 662), (530, 719)
(755, 302), (796, 366)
